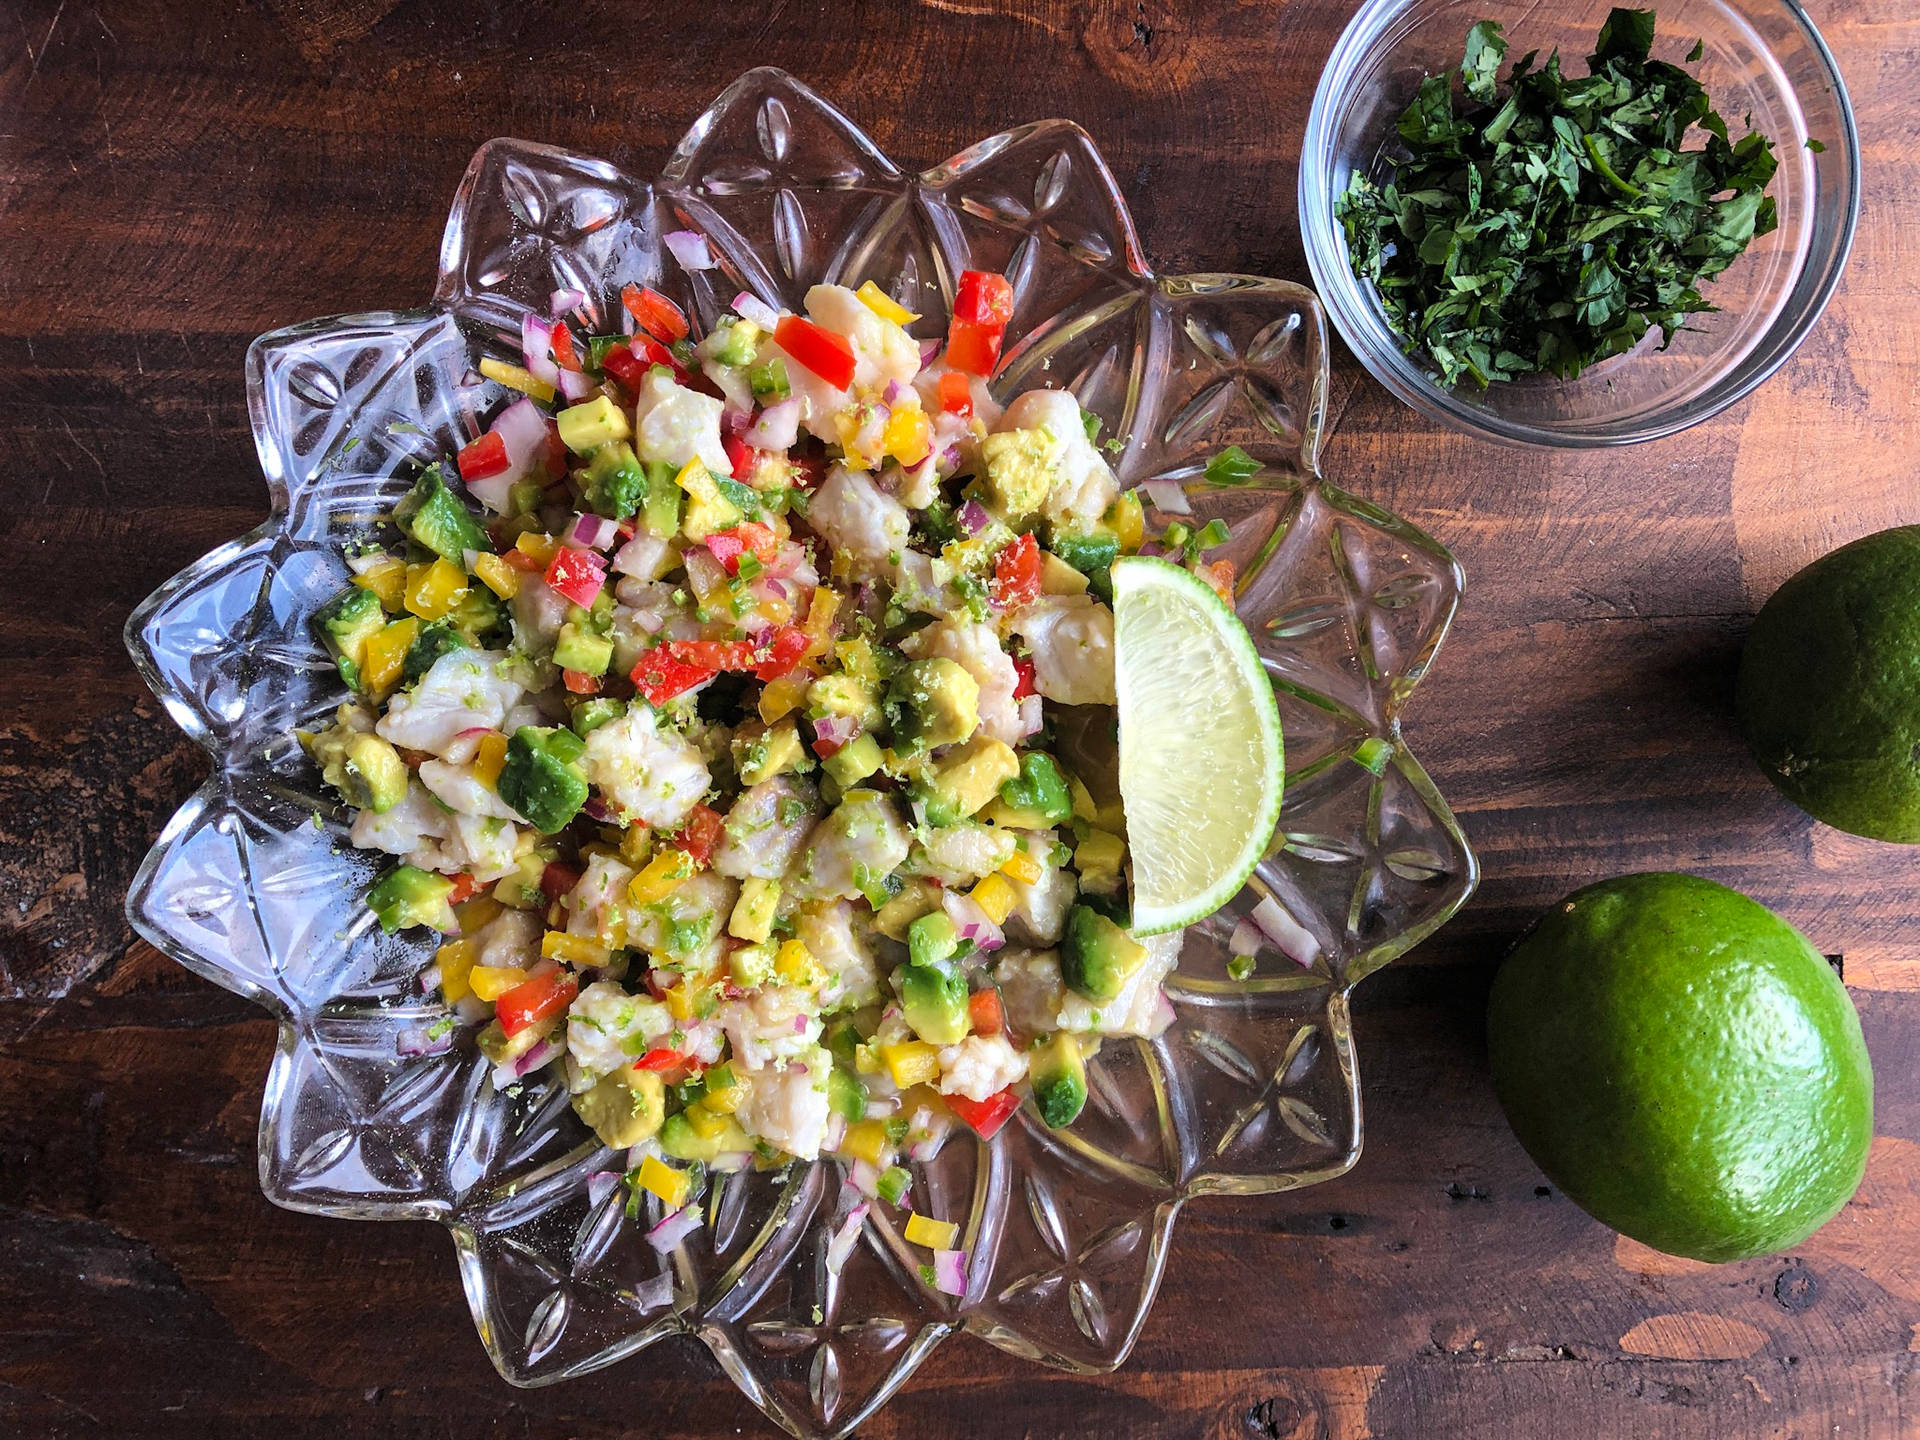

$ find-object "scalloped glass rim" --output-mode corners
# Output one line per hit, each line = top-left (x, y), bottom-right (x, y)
(124, 68), (1478, 1439)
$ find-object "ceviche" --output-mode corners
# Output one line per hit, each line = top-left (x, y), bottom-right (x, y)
(300, 260), (1237, 1262)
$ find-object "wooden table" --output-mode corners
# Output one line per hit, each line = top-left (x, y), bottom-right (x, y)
(4, 1), (1916, 1434)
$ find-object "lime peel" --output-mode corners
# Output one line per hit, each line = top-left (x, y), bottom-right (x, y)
(1112, 556), (1283, 934)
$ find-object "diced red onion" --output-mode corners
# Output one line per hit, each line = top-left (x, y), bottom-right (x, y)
(823, 1112), (847, 1155)
(1016, 694), (1044, 737)
(811, 714), (860, 754)
(345, 548), (391, 576)
(1228, 916), (1263, 959)
(395, 1024), (452, 1059)
(646, 1202), (704, 1253)
(634, 1269), (675, 1310)
(569, 511), (623, 551)
(745, 397), (801, 451)
(621, 303), (637, 336)
(442, 726), (493, 764)
(918, 338), (942, 369)
(882, 379), (905, 406)
(418, 963), (443, 994)
(459, 369), (485, 389)
(958, 499), (992, 537)
(580, 796), (615, 823)
(612, 532), (671, 580)
(943, 891), (1004, 952)
(586, 1170), (622, 1208)
(550, 287), (587, 319)
(932, 1248), (968, 1297)
(941, 443), (963, 470)
(521, 313), (561, 388)
(454, 994), (490, 1024)
(558, 367), (598, 402)
(1141, 479), (1190, 515)
(848, 1159), (881, 1199)
(664, 229), (715, 271)
(465, 396), (551, 512)
(825, 1201), (869, 1274)
(733, 292), (781, 330)
(513, 1036), (561, 1076)
(1252, 896), (1321, 968)
(709, 1151), (753, 1173)
(721, 406), (751, 436)
(792, 1016), (810, 1035)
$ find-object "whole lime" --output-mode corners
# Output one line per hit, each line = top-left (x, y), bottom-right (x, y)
(1737, 525), (1920, 841)
(1487, 873), (1872, 1263)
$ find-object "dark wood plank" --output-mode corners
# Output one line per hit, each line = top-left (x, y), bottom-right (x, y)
(4, 0), (1918, 1435)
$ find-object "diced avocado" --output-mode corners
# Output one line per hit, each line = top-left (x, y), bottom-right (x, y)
(477, 1013), (557, 1067)
(570, 696), (626, 736)
(997, 752), (1073, 827)
(827, 1065), (867, 1125)
(571, 1066), (665, 1148)
(585, 440), (647, 520)
(553, 621), (614, 676)
(728, 876), (781, 944)
(899, 961), (970, 1045)
(872, 878), (943, 940)
(314, 584), (386, 690)
(1039, 551), (1090, 595)
(1059, 904), (1148, 1002)
(659, 1110), (751, 1163)
(1074, 829), (1126, 895)
(496, 725), (589, 833)
(556, 395), (631, 455)
(886, 658), (980, 753)
(676, 459), (744, 541)
(707, 318), (762, 367)
(492, 851), (551, 910)
(736, 717), (807, 786)
(401, 618), (464, 684)
(907, 910), (960, 970)
(728, 941), (776, 988)
(395, 466), (493, 564)
(1030, 1032), (1088, 1128)
(981, 427), (1066, 518)
(1050, 529), (1120, 602)
(448, 582), (509, 646)
(823, 1016), (864, 1068)
(807, 673), (882, 730)
(918, 736), (1021, 827)
(823, 732), (884, 788)
(638, 459), (682, 538)
(366, 864), (457, 934)
(341, 733), (408, 813)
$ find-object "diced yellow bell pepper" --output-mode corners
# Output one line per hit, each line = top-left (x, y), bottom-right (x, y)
(774, 938), (820, 988)
(637, 1153), (691, 1209)
(434, 938), (477, 1005)
(468, 964), (526, 1003)
(352, 557), (408, 612)
(701, 1064), (744, 1114)
(513, 530), (560, 567)
(1109, 489), (1145, 553)
(758, 672), (811, 725)
(472, 732), (509, 790)
(404, 557), (470, 620)
(840, 1119), (889, 1166)
(833, 410), (875, 471)
(663, 982), (696, 1022)
(454, 892), (503, 935)
(882, 405), (932, 467)
(361, 616), (420, 695)
(903, 1212), (959, 1250)
(853, 1042), (882, 1075)
(628, 848), (696, 904)
(541, 931), (608, 966)
(803, 586), (842, 646)
(478, 356), (556, 404)
(879, 1040), (941, 1089)
(684, 1103), (729, 1139)
(1000, 848), (1043, 885)
(729, 877), (780, 944)
(855, 279), (919, 326)
(969, 872), (1017, 926)
(471, 551), (522, 600)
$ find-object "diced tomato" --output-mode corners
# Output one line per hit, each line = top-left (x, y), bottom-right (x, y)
(774, 314), (857, 390)
(539, 861), (583, 903)
(1011, 655), (1037, 699)
(675, 803), (725, 867)
(562, 668), (603, 695)
(944, 318), (1004, 377)
(991, 532), (1043, 609)
(967, 988), (1004, 1036)
(705, 523), (779, 576)
(542, 420), (568, 480)
(631, 646), (718, 706)
(670, 639), (758, 671)
(600, 340), (649, 392)
(444, 871), (483, 905)
(544, 547), (606, 607)
(953, 270), (1015, 327)
(549, 323), (581, 372)
(456, 430), (511, 482)
(937, 370), (974, 418)
(944, 1087), (1021, 1139)
(622, 284), (689, 343)
(502, 547), (546, 572)
(753, 625), (811, 681)
(721, 432), (758, 483)
(496, 968), (578, 1038)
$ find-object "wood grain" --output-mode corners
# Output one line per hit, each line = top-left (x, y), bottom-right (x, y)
(3, 0), (1919, 1435)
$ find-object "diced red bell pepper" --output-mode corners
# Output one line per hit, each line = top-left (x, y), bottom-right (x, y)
(675, 803), (725, 867)
(545, 546), (607, 607)
(600, 340), (649, 392)
(944, 1087), (1021, 1139)
(502, 547), (546, 572)
(540, 419), (568, 481)
(967, 988), (1004, 1036)
(632, 1047), (700, 1084)
(549, 323), (582, 372)
(670, 639), (758, 671)
(937, 371), (974, 418)
(539, 861), (583, 903)
(953, 270), (1015, 327)
(1011, 655), (1037, 699)
(991, 532), (1043, 609)
(496, 968), (578, 1038)
(753, 625), (811, 681)
(631, 646), (718, 706)
(562, 668), (603, 695)
(944, 318), (1004, 377)
(457, 430), (511, 482)
(774, 314), (857, 390)
(705, 522), (779, 576)
(721, 432), (759, 483)
(445, 871), (483, 905)
(622, 284), (689, 343)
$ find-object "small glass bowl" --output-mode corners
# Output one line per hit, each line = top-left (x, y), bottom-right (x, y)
(1299, 0), (1860, 447)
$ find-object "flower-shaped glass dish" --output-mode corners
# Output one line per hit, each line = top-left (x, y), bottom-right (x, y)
(126, 70), (1477, 1439)
(1300, 0), (1859, 446)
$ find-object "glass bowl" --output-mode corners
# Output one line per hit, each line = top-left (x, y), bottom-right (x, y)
(125, 70), (1477, 1439)
(1299, 0), (1860, 446)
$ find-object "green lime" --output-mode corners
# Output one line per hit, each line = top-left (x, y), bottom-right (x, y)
(1111, 556), (1282, 934)
(1487, 873), (1872, 1263)
(1737, 525), (1920, 841)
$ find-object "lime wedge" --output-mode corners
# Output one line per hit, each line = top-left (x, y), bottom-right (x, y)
(1112, 556), (1283, 934)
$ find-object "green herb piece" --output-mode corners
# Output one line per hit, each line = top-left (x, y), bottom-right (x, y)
(1226, 954), (1255, 982)
(1352, 736), (1394, 775)
(1334, 8), (1778, 388)
(1203, 445), (1262, 487)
